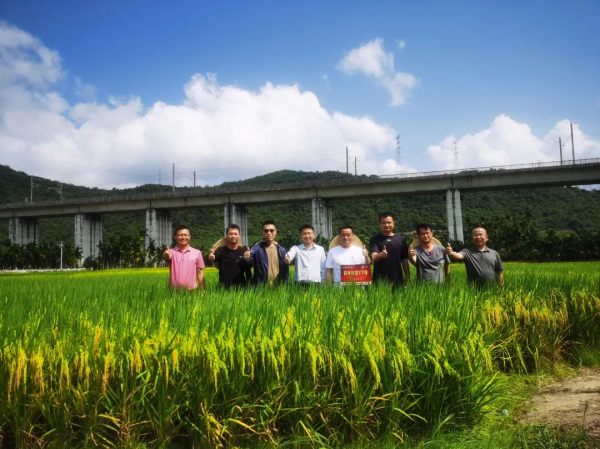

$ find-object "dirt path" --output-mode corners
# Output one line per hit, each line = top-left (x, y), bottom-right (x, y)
(521, 368), (600, 438)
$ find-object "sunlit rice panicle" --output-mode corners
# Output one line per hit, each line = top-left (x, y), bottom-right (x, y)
(59, 354), (71, 392)
(92, 325), (103, 361)
(1, 262), (599, 446)
(172, 348), (179, 372)
(31, 350), (45, 393)
(12, 346), (27, 396)
(133, 338), (142, 374)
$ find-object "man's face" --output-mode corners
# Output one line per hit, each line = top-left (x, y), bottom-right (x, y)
(300, 228), (314, 245)
(339, 228), (354, 248)
(175, 229), (191, 247)
(472, 228), (489, 247)
(262, 225), (277, 243)
(417, 228), (432, 244)
(379, 216), (395, 235)
(226, 229), (240, 245)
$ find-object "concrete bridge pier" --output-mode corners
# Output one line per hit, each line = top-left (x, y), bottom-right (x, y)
(312, 198), (333, 240)
(9, 217), (40, 245)
(446, 189), (464, 243)
(146, 208), (173, 249)
(224, 203), (248, 246)
(75, 213), (102, 264)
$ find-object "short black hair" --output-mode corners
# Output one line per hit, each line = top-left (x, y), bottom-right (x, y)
(174, 225), (191, 235)
(226, 224), (241, 234)
(299, 225), (314, 233)
(416, 223), (432, 234)
(338, 225), (354, 234)
(379, 212), (394, 221)
(261, 220), (276, 229)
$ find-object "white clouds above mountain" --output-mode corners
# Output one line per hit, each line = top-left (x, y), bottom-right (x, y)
(427, 115), (600, 171)
(0, 22), (598, 190)
(0, 23), (398, 187)
(337, 38), (418, 107)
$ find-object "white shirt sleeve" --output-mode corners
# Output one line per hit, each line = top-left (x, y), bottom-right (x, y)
(320, 246), (327, 280)
(286, 245), (298, 262)
(325, 249), (334, 269)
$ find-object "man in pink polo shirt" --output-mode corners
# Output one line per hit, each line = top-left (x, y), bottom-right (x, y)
(163, 225), (205, 290)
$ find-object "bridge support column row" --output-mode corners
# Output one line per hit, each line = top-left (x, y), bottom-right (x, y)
(75, 213), (102, 263)
(224, 204), (248, 246)
(312, 198), (333, 240)
(446, 189), (464, 243)
(9, 217), (39, 245)
(146, 208), (173, 249)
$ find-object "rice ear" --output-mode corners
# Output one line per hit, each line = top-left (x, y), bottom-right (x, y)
(329, 235), (363, 249)
(412, 236), (442, 247)
(211, 237), (250, 253)
(210, 238), (228, 254)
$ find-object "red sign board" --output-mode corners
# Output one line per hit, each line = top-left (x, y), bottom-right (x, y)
(341, 264), (372, 284)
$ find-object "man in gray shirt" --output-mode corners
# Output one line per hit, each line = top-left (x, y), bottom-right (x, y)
(446, 227), (504, 286)
(408, 223), (450, 283)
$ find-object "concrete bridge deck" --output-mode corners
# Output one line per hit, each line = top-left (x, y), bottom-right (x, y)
(1, 158), (599, 219)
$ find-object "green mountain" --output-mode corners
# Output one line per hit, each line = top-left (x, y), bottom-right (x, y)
(1, 164), (599, 253)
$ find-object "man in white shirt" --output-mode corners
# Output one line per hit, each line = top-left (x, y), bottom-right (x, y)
(284, 225), (326, 284)
(326, 225), (370, 285)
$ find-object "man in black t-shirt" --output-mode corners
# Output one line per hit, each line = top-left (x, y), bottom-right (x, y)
(369, 212), (410, 286)
(208, 225), (252, 289)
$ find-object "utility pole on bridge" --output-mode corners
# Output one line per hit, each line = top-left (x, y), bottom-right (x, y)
(571, 122), (575, 162)
(395, 134), (402, 173)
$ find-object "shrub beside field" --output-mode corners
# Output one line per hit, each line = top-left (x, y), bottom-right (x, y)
(0, 263), (599, 447)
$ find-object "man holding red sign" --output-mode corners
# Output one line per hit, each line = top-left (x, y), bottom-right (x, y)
(325, 225), (371, 285)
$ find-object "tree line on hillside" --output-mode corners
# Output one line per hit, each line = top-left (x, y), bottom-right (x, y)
(1, 214), (599, 270)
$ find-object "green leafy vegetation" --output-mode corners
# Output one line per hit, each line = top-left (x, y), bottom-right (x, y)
(0, 262), (599, 446)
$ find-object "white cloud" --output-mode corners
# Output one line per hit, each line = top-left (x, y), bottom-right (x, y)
(4, 23), (596, 192)
(337, 38), (418, 106)
(74, 77), (96, 101)
(0, 21), (64, 88)
(0, 23), (399, 188)
(338, 38), (393, 78)
(383, 72), (419, 107)
(427, 115), (600, 171)
(396, 39), (406, 50)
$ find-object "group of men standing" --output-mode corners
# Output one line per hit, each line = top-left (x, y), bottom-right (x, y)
(164, 212), (504, 290)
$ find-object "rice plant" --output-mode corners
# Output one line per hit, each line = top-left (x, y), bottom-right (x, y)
(0, 262), (598, 447)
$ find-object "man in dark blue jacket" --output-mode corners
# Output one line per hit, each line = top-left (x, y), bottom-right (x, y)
(244, 220), (289, 285)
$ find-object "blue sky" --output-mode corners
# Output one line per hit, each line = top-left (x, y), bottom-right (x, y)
(1, 0), (599, 188)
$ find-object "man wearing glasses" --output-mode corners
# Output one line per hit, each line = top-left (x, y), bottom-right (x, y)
(244, 220), (289, 285)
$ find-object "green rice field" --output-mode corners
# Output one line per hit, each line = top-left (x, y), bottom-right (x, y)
(1, 262), (599, 447)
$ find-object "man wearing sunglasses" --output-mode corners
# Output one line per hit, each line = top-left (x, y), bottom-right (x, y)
(244, 220), (289, 285)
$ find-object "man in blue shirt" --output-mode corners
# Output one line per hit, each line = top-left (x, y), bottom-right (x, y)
(244, 220), (289, 285)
